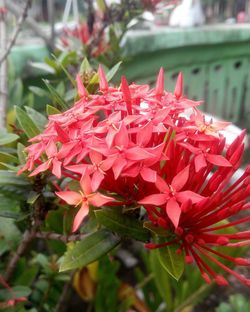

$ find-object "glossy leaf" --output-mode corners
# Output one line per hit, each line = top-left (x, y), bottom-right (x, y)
(95, 209), (150, 242)
(15, 106), (40, 139)
(60, 229), (120, 272)
(157, 242), (184, 281)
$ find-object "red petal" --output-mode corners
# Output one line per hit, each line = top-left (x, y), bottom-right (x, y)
(76, 74), (88, 97)
(72, 203), (89, 232)
(194, 154), (207, 172)
(80, 173), (93, 195)
(91, 171), (104, 192)
(125, 147), (154, 160)
(166, 197), (181, 228)
(171, 165), (190, 191)
(174, 72), (183, 99)
(52, 158), (62, 178)
(56, 191), (82, 205)
(140, 167), (157, 183)
(89, 193), (113, 207)
(176, 191), (205, 204)
(155, 67), (164, 96)
(206, 154), (232, 167)
(136, 121), (153, 147)
(98, 65), (108, 91)
(138, 194), (167, 206)
(89, 150), (102, 165)
(121, 76), (132, 115)
(112, 158), (127, 180)
(29, 160), (50, 176)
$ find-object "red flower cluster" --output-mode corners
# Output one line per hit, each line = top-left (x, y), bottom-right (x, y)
(20, 67), (250, 286)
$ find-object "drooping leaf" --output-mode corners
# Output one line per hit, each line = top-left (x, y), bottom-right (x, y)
(157, 242), (184, 281)
(15, 106), (40, 139)
(95, 209), (150, 242)
(60, 229), (120, 272)
(0, 130), (19, 145)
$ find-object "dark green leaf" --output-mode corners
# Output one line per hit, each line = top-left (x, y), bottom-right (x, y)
(60, 229), (120, 271)
(0, 286), (31, 301)
(0, 152), (18, 163)
(95, 209), (150, 242)
(157, 242), (184, 281)
(15, 106), (40, 139)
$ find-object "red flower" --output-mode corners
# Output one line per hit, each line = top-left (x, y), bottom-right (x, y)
(20, 66), (250, 286)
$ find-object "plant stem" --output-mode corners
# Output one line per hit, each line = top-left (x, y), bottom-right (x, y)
(4, 227), (36, 282)
(55, 272), (74, 312)
(35, 231), (87, 243)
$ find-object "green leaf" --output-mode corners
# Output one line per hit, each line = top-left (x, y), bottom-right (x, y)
(43, 80), (68, 110)
(106, 61), (122, 82)
(25, 106), (47, 130)
(0, 170), (29, 185)
(157, 242), (184, 281)
(149, 250), (172, 310)
(87, 73), (99, 94)
(30, 61), (56, 74)
(0, 286), (31, 301)
(15, 106), (40, 139)
(46, 104), (61, 115)
(0, 152), (18, 163)
(143, 221), (169, 237)
(0, 130), (19, 145)
(60, 229), (120, 272)
(17, 142), (27, 164)
(95, 209), (150, 242)
(51, 54), (76, 87)
(80, 57), (92, 74)
(29, 86), (49, 98)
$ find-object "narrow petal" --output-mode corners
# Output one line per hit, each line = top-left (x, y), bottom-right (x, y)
(80, 173), (93, 195)
(155, 67), (164, 96)
(121, 76), (132, 115)
(171, 165), (190, 191)
(206, 154), (232, 167)
(72, 203), (89, 232)
(29, 160), (50, 176)
(89, 150), (102, 165)
(91, 171), (104, 192)
(174, 72), (183, 100)
(56, 191), (82, 205)
(98, 65), (108, 91)
(176, 190), (205, 204)
(89, 193), (114, 207)
(138, 194), (167, 206)
(76, 74), (88, 97)
(166, 197), (181, 228)
(125, 147), (154, 161)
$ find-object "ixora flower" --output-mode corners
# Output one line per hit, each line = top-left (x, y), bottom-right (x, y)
(19, 66), (250, 286)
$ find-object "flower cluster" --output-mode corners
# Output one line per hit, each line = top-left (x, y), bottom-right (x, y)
(20, 67), (250, 286)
